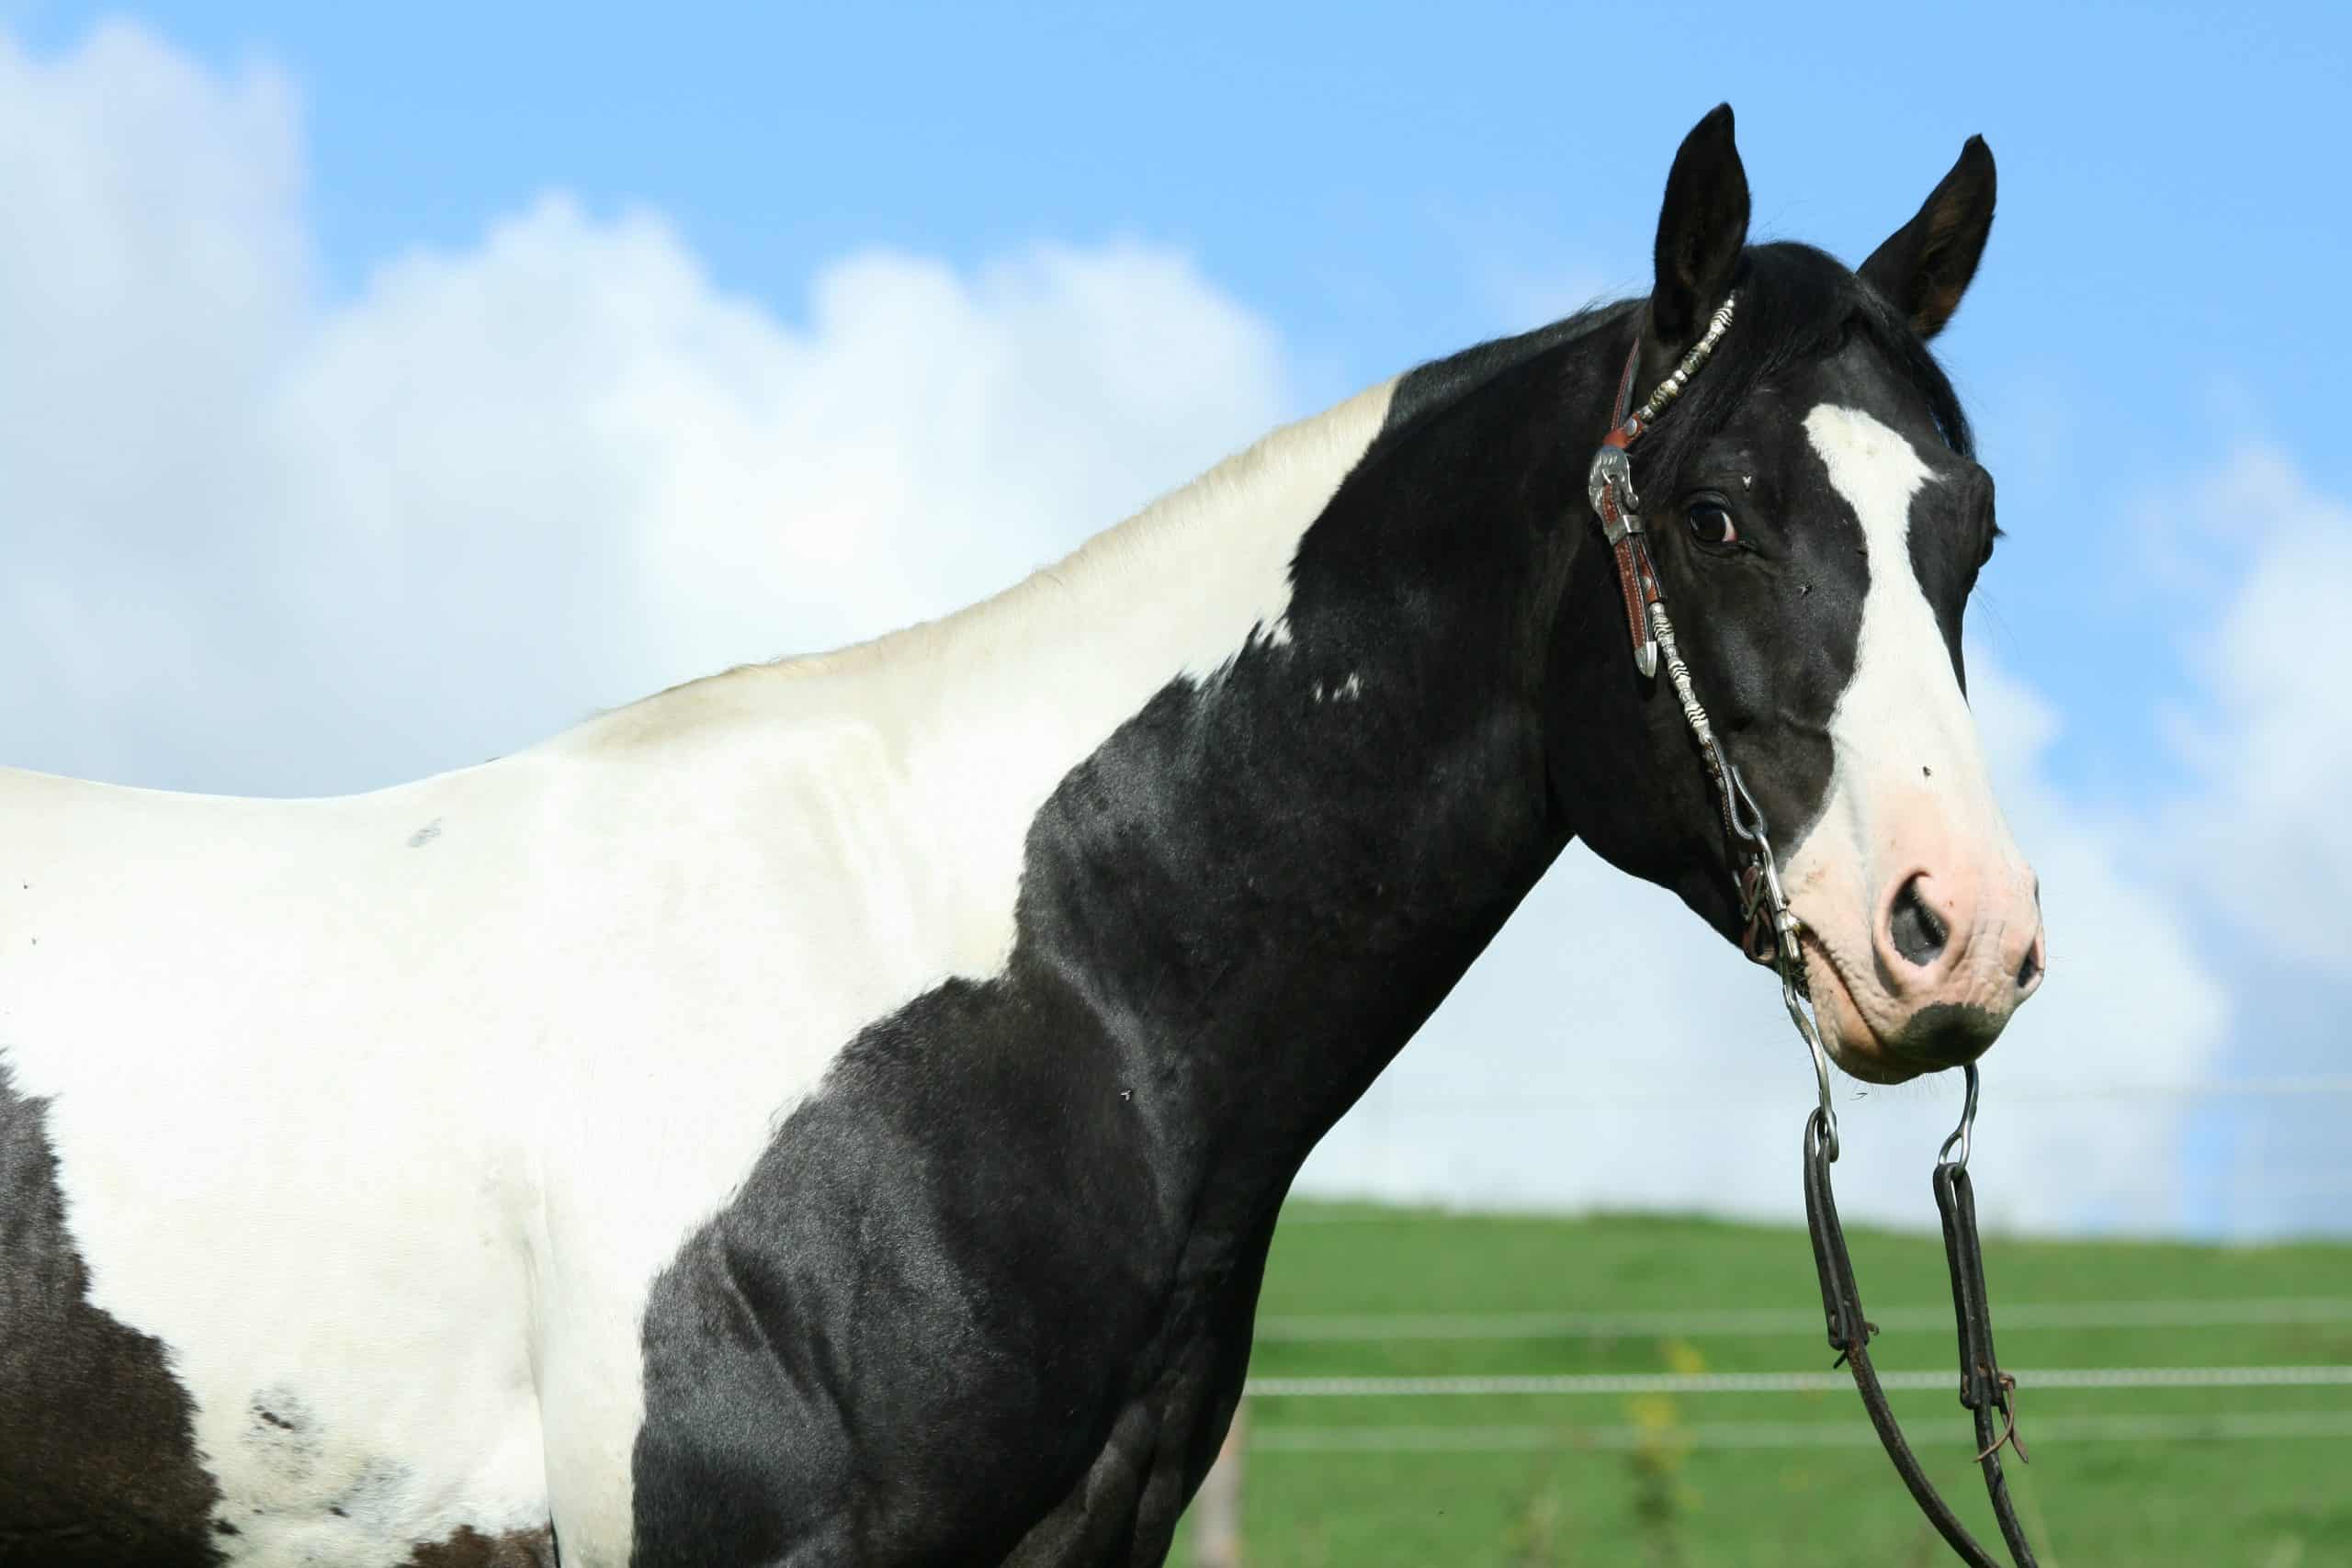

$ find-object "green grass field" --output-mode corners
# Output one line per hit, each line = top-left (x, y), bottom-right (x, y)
(1172, 1203), (2352, 1567)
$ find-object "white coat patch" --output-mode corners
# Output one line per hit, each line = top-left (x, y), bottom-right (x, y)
(0, 378), (1398, 1563)
(1778, 405), (2030, 1052)
(1789, 404), (2007, 862)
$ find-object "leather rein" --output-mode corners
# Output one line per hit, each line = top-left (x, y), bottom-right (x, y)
(1587, 296), (2041, 1567)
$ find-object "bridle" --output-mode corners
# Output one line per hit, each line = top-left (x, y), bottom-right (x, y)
(1588, 296), (2042, 1568)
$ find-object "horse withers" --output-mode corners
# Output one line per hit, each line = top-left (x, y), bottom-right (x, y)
(0, 106), (2040, 1566)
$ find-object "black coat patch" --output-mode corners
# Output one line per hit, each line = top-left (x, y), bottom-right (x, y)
(0, 1060), (224, 1566)
(631, 342), (1574, 1563)
(405, 1522), (560, 1566)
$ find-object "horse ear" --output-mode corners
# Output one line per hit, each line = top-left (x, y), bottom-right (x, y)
(1651, 104), (1750, 345)
(1860, 137), (1996, 341)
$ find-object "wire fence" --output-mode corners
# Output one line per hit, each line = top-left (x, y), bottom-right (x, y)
(1244, 1364), (2352, 1399)
(1186, 1075), (2352, 1564)
(1255, 1296), (2352, 1342)
(1249, 1410), (2352, 1454)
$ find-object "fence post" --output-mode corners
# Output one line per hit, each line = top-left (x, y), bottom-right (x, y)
(1193, 1399), (1247, 1568)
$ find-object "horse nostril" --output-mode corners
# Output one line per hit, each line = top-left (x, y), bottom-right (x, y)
(1887, 875), (1949, 968)
(2017, 935), (2043, 990)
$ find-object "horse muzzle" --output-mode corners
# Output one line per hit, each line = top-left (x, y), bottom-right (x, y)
(1794, 862), (2046, 1084)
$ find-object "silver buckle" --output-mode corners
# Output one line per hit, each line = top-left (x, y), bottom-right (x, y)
(1587, 446), (1640, 543)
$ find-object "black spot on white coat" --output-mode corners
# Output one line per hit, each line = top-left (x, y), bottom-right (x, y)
(0, 1061), (223, 1566)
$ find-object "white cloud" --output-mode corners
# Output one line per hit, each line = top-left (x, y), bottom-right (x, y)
(0, 21), (2256, 1237)
(2154, 446), (2352, 978)
(0, 25), (1288, 797)
(0, 23), (311, 790)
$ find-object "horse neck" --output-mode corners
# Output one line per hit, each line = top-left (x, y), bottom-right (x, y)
(610, 314), (1629, 1210)
(919, 369), (1588, 1202)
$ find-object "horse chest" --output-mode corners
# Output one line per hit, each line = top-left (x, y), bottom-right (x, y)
(616, 973), (1273, 1564)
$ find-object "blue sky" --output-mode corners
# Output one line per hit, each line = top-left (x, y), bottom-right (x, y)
(2, 4), (2346, 1235)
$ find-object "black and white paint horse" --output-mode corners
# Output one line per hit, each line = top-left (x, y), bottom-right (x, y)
(1, 107), (2042, 1566)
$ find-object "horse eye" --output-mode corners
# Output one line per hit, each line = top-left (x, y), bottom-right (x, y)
(1686, 501), (1738, 547)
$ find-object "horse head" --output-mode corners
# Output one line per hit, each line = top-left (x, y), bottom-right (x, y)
(1546, 107), (2043, 1084)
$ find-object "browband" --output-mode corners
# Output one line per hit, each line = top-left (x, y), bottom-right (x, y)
(1584, 297), (1739, 677)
